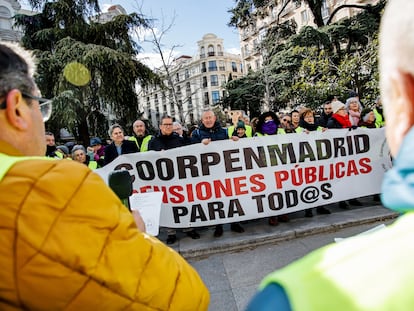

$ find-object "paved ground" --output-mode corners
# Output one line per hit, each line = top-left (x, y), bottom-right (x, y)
(158, 196), (397, 260)
(161, 197), (398, 311)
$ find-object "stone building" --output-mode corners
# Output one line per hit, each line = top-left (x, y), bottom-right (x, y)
(139, 33), (243, 126)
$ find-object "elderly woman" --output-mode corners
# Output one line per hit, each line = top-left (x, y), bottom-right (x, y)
(104, 124), (139, 166)
(345, 97), (363, 126)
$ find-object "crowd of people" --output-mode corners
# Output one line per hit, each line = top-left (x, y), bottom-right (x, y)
(44, 93), (385, 245)
(3, 1), (414, 309)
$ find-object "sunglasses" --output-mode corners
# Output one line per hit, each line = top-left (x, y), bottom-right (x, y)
(0, 91), (52, 122)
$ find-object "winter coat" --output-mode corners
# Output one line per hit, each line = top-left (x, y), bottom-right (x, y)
(190, 121), (228, 143)
(0, 141), (209, 310)
(148, 132), (185, 151)
(104, 139), (139, 165)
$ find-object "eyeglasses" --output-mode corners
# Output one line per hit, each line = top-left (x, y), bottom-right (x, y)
(21, 92), (53, 122)
(0, 91), (52, 122)
(162, 123), (173, 126)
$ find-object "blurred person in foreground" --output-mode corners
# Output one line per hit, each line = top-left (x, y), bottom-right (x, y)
(245, 1), (414, 309)
(0, 41), (209, 310)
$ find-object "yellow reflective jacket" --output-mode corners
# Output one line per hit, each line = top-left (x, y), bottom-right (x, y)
(0, 141), (209, 310)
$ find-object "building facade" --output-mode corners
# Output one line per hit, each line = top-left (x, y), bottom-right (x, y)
(139, 33), (243, 126)
(0, 0), (34, 42)
(239, 0), (380, 73)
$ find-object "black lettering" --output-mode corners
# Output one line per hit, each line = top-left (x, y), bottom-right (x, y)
(200, 152), (221, 175)
(244, 147), (267, 169)
(252, 194), (266, 213)
(177, 155), (199, 179)
(228, 199), (245, 217)
(321, 183), (333, 199)
(155, 158), (174, 181)
(268, 192), (284, 210)
(223, 149), (243, 172)
(208, 201), (225, 220)
(172, 206), (188, 223)
(190, 204), (208, 222)
(136, 161), (155, 181)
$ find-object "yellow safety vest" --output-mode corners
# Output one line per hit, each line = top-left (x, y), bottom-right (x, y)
(227, 125), (253, 138)
(129, 135), (152, 152)
(260, 213), (414, 311)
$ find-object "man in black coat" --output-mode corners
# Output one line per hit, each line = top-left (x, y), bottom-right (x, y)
(148, 115), (200, 244)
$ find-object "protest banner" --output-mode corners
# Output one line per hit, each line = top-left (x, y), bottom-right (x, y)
(96, 128), (391, 228)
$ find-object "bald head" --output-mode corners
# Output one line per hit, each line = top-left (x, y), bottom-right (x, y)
(379, 0), (414, 156)
(133, 119), (147, 137)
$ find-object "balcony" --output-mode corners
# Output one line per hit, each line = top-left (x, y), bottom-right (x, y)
(208, 66), (218, 72)
(208, 51), (215, 57)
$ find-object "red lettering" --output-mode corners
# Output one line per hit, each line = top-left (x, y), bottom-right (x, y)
(250, 174), (266, 192)
(274, 170), (289, 189)
(169, 185), (185, 204)
(359, 157), (372, 174)
(234, 176), (249, 195)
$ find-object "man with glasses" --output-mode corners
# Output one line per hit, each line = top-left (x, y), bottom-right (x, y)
(0, 42), (209, 310)
(149, 115), (201, 244)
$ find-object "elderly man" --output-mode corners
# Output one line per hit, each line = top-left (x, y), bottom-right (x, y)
(129, 119), (153, 152)
(191, 109), (245, 237)
(0, 42), (209, 310)
(246, 1), (414, 310)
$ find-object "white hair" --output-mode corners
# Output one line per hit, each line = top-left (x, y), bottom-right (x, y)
(380, 0), (414, 109)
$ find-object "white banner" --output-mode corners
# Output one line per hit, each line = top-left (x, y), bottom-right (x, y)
(96, 128), (392, 228)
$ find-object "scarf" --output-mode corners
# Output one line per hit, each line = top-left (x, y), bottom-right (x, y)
(332, 113), (352, 128)
(261, 120), (278, 135)
(299, 119), (319, 131)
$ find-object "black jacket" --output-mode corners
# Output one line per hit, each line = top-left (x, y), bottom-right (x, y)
(104, 140), (139, 165)
(148, 132), (185, 151)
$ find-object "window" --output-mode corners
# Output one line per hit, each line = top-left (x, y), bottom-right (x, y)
(201, 62), (207, 73)
(219, 60), (225, 71)
(212, 91), (220, 104)
(232, 62), (237, 72)
(208, 60), (217, 71)
(186, 82), (191, 95)
(301, 10), (308, 24)
(208, 45), (215, 56)
(185, 69), (189, 79)
(200, 46), (205, 58)
(0, 6), (12, 30)
(202, 76), (208, 88)
(204, 92), (209, 106)
(321, 0), (329, 20)
(217, 44), (223, 56)
(210, 75), (218, 87)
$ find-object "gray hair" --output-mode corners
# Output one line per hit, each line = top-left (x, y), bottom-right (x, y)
(108, 123), (123, 137)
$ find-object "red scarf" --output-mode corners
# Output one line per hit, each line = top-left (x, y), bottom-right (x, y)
(332, 113), (352, 128)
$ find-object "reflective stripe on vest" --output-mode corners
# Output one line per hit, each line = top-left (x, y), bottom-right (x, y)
(129, 135), (152, 152)
(0, 153), (53, 181)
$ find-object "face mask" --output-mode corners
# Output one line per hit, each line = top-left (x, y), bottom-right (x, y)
(261, 120), (277, 135)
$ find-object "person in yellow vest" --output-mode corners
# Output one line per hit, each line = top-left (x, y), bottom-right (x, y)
(296, 108), (331, 217)
(254, 111), (288, 226)
(373, 96), (385, 128)
(246, 1), (414, 310)
(71, 144), (98, 169)
(228, 117), (253, 138)
(129, 119), (153, 152)
(0, 41), (209, 310)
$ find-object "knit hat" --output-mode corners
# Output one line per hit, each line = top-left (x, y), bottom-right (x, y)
(90, 137), (102, 146)
(71, 144), (86, 157)
(331, 101), (346, 114)
(56, 145), (69, 155)
(236, 120), (246, 130)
